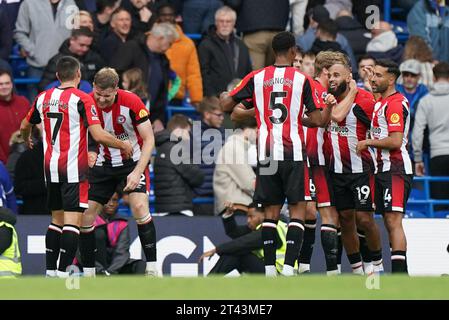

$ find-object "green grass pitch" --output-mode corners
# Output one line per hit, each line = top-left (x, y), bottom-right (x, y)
(1, 275), (449, 300)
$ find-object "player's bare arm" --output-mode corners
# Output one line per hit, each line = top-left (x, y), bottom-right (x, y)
(20, 118), (34, 149)
(231, 104), (255, 122)
(302, 108), (322, 128)
(219, 91), (238, 112)
(331, 79), (358, 123)
(124, 120), (155, 192)
(356, 131), (403, 156)
(88, 124), (133, 159)
(319, 93), (337, 127)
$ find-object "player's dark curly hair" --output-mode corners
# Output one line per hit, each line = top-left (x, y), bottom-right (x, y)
(375, 59), (401, 80)
(272, 31), (296, 55)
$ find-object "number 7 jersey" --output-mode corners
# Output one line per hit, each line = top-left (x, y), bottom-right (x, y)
(26, 87), (100, 183)
(230, 65), (318, 161)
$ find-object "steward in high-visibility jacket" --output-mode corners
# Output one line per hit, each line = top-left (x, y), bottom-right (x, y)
(202, 202), (288, 274)
(0, 208), (22, 277)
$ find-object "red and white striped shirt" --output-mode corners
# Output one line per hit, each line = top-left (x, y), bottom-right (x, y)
(370, 92), (413, 174)
(230, 66), (318, 161)
(26, 87), (100, 183)
(91, 89), (149, 167)
(305, 80), (329, 166)
(329, 88), (376, 173)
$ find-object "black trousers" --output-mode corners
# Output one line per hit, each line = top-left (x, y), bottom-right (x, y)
(209, 254), (265, 274)
(430, 155), (449, 210)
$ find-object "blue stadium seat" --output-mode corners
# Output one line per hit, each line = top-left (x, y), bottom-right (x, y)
(433, 211), (449, 219)
(404, 211), (427, 219)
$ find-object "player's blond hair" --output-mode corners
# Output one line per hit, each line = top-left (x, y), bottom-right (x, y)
(314, 51), (351, 77)
(94, 67), (119, 89)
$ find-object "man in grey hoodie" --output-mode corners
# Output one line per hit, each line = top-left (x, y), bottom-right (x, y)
(413, 62), (449, 207)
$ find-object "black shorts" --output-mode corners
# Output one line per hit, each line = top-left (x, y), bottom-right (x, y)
(47, 181), (89, 212)
(310, 165), (335, 208)
(374, 172), (412, 214)
(89, 163), (149, 205)
(331, 172), (375, 212)
(254, 160), (311, 206)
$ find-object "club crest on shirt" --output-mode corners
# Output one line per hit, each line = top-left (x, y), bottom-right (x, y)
(117, 115), (126, 124)
(390, 113), (400, 124)
(139, 109), (148, 118)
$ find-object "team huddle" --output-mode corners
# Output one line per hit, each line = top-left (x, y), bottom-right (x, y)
(221, 31), (412, 276)
(19, 30), (411, 278)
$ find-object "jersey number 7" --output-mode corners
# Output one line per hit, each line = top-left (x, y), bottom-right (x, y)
(46, 112), (64, 145)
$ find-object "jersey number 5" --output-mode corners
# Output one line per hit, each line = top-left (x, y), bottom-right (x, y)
(269, 91), (288, 124)
(46, 112), (63, 145)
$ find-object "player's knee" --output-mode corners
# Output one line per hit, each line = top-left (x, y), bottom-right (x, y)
(131, 201), (147, 215)
(357, 216), (374, 231)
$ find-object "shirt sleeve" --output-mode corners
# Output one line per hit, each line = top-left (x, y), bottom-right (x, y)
(129, 94), (150, 125)
(303, 78), (318, 114)
(78, 95), (100, 127)
(25, 97), (41, 124)
(230, 72), (255, 102)
(353, 104), (372, 128)
(385, 98), (408, 133)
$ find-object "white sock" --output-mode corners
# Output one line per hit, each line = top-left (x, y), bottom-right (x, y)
(83, 267), (96, 277)
(265, 265), (277, 277)
(298, 263), (310, 273)
(327, 269), (339, 276)
(146, 261), (157, 271)
(46, 270), (56, 277)
(56, 270), (69, 278)
(363, 262), (374, 274)
(281, 264), (295, 276)
(351, 263), (365, 275)
(337, 264), (342, 274)
(373, 260), (384, 273)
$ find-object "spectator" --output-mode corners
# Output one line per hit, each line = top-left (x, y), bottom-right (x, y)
(290, 0), (309, 36)
(352, 0), (382, 27)
(413, 62), (449, 209)
(310, 20), (346, 56)
(38, 27), (106, 92)
(157, 2), (203, 108)
(14, 0), (76, 81)
(357, 54), (376, 91)
(408, 0), (449, 63)
(90, 191), (147, 275)
(6, 130), (27, 183)
(0, 60), (11, 75)
(335, 9), (370, 61)
(75, 0), (96, 13)
(154, 114), (204, 216)
(297, 5), (357, 72)
(396, 59), (429, 121)
(324, 0), (352, 19)
(193, 96), (225, 215)
(93, 0), (121, 43)
(199, 202), (288, 275)
(400, 35), (435, 89)
(293, 45), (304, 70)
(198, 5), (252, 97)
(0, 69), (30, 165)
(122, 68), (150, 109)
(301, 51), (315, 77)
(100, 8), (133, 64)
(0, 0), (23, 32)
(14, 135), (49, 215)
(0, 161), (17, 214)
(76, 10), (95, 31)
(214, 118), (257, 215)
(366, 21), (403, 64)
(0, 207), (21, 278)
(182, 0), (223, 34)
(0, 7), (12, 61)
(111, 22), (179, 132)
(123, 0), (158, 38)
(225, 0), (290, 70)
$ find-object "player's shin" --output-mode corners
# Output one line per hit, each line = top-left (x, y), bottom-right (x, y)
(321, 224), (339, 275)
(283, 219), (305, 276)
(79, 225), (96, 277)
(45, 223), (62, 277)
(262, 219), (278, 276)
(135, 213), (158, 275)
(298, 219), (316, 273)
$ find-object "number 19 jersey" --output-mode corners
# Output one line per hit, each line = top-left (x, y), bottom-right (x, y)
(230, 65), (318, 161)
(26, 87), (100, 183)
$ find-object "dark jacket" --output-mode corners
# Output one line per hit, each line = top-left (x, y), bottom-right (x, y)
(193, 121), (225, 198)
(94, 213), (131, 274)
(335, 15), (370, 60)
(198, 29), (252, 96)
(99, 31), (130, 65)
(38, 39), (106, 91)
(14, 142), (49, 215)
(110, 36), (171, 124)
(154, 130), (204, 213)
(122, 0), (158, 39)
(311, 39), (346, 55)
(216, 214), (282, 255)
(368, 45), (404, 65)
(224, 0), (289, 34)
(0, 8), (12, 60)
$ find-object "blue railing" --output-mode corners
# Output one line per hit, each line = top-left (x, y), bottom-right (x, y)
(408, 176), (449, 218)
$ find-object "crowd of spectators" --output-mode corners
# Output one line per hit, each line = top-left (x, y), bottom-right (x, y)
(1, 0), (449, 217)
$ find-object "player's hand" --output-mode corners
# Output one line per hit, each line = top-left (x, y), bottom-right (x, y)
(356, 140), (370, 156)
(415, 162), (425, 176)
(152, 119), (164, 133)
(25, 136), (34, 149)
(198, 248), (216, 263)
(362, 65), (374, 81)
(121, 140), (133, 160)
(349, 79), (358, 93)
(139, 6), (152, 22)
(124, 170), (142, 192)
(324, 93), (337, 107)
(88, 151), (97, 168)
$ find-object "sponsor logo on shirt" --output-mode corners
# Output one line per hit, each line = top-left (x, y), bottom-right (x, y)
(330, 123), (349, 136)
